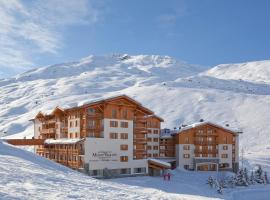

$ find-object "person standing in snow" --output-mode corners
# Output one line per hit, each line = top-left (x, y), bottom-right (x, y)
(168, 172), (171, 181)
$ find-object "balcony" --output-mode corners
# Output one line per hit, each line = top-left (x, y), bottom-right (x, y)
(134, 138), (147, 144)
(41, 128), (56, 134)
(194, 141), (216, 145)
(194, 149), (218, 154)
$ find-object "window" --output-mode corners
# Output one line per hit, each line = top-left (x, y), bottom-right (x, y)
(223, 145), (228, 150)
(198, 130), (204, 134)
(153, 138), (159, 142)
(120, 156), (128, 162)
(75, 120), (78, 127)
(110, 133), (118, 139)
(134, 167), (146, 174)
(183, 154), (190, 158)
(153, 153), (158, 157)
(147, 146), (152, 150)
(75, 132), (78, 138)
(153, 146), (159, 150)
(120, 168), (131, 175)
(147, 153), (152, 157)
(183, 145), (190, 150)
(112, 109), (117, 118)
(147, 129), (152, 133)
(147, 137), (152, 142)
(153, 130), (159, 134)
(120, 121), (128, 128)
(88, 108), (95, 115)
(69, 121), (73, 127)
(110, 121), (118, 127)
(223, 136), (228, 144)
(207, 129), (213, 134)
(120, 133), (128, 139)
(122, 110), (128, 119)
(221, 154), (228, 158)
(120, 144), (128, 150)
(89, 120), (95, 128)
(184, 165), (189, 170)
(88, 132), (95, 137)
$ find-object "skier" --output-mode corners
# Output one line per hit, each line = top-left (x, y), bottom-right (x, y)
(163, 172), (167, 180)
(168, 172), (171, 181)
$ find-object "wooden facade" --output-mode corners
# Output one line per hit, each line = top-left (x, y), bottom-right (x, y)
(159, 136), (176, 157)
(175, 122), (240, 172)
(33, 95), (162, 170)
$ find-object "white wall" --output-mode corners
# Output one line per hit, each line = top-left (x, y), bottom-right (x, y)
(34, 119), (41, 139)
(176, 144), (195, 169)
(218, 144), (232, 168)
(84, 118), (148, 174)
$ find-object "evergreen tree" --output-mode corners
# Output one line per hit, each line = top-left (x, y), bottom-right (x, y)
(250, 171), (256, 185)
(235, 169), (248, 186)
(255, 165), (264, 184)
(207, 176), (214, 188)
(243, 168), (250, 185)
(264, 172), (269, 184)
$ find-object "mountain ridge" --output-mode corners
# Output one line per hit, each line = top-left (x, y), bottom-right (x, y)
(0, 54), (270, 152)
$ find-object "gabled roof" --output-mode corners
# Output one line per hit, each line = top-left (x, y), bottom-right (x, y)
(51, 106), (65, 115)
(34, 94), (157, 118)
(79, 94), (154, 115)
(177, 121), (242, 135)
(144, 114), (164, 122)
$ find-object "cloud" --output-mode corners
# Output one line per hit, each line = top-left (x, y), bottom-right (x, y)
(0, 0), (100, 78)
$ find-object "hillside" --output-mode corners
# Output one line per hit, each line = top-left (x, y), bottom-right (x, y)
(1, 140), (270, 200)
(0, 54), (270, 153)
(0, 140), (197, 199)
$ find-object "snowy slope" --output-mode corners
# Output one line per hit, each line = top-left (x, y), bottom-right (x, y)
(0, 54), (270, 153)
(203, 60), (270, 84)
(1, 140), (269, 200)
(0, 140), (208, 200)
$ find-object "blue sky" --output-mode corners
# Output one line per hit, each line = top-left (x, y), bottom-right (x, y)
(0, 0), (270, 77)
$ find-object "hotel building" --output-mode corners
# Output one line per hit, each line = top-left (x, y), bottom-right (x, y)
(174, 122), (240, 172)
(33, 95), (166, 177)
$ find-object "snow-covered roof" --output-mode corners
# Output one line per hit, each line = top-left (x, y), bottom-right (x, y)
(178, 121), (242, 135)
(44, 138), (84, 145)
(36, 94), (155, 118)
(148, 158), (171, 168)
(143, 114), (164, 122)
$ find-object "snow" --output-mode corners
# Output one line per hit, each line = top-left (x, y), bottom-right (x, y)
(44, 138), (84, 145)
(178, 121), (241, 134)
(0, 141), (194, 199)
(0, 54), (269, 152)
(1, 54), (270, 198)
(148, 158), (171, 168)
(1, 140), (270, 200)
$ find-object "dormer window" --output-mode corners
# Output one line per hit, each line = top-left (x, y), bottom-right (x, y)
(88, 108), (95, 115)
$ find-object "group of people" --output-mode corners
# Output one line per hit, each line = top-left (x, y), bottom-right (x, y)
(163, 171), (171, 181)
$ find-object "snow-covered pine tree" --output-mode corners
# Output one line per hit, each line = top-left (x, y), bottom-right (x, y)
(228, 176), (236, 188)
(236, 169), (248, 186)
(215, 179), (223, 194)
(255, 165), (264, 184)
(207, 176), (214, 188)
(250, 171), (256, 185)
(264, 172), (269, 184)
(244, 168), (250, 185)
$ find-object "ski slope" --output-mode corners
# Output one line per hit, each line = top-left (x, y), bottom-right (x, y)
(1, 140), (270, 200)
(0, 54), (270, 154)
